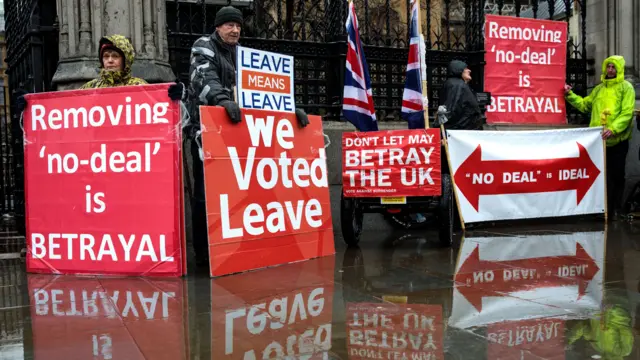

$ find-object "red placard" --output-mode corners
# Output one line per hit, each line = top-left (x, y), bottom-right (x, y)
(342, 129), (441, 197)
(23, 84), (185, 276)
(484, 15), (567, 125)
(487, 319), (565, 359)
(211, 256), (335, 359)
(28, 275), (190, 359)
(199, 107), (335, 277)
(346, 303), (444, 360)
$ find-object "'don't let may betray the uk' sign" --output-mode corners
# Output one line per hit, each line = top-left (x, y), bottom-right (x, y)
(236, 46), (296, 113)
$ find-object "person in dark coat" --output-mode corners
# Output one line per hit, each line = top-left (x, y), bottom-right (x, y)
(183, 6), (309, 267)
(439, 60), (484, 130)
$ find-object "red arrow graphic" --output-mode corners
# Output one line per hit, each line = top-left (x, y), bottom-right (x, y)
(454, 243), (600, 312)
(454, 142), (601, 211)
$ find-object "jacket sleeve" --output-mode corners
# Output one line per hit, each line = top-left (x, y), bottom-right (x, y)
(443, 82), (465, 123)
(189, 37), (230, 106)
(608, 82), (636, 135)
(565, 88), (595, 113)
(79, 80), (96, 90)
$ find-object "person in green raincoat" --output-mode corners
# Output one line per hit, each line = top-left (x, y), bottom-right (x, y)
(564, 55), (636, 218)
(80, 34), (148, 89)
(568, 305), (634, 359)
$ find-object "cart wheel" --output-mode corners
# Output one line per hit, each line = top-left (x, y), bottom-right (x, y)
(438, 174), (454, 246)
(340, 192), (363, 246)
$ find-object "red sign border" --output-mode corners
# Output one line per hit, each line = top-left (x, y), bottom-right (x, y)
(483, 14), (568, 125)
(23, 83), (187, 277)
(341, 129), (442, 198)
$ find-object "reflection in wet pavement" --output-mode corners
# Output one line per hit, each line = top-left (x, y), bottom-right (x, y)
(2, 221), (640, 359)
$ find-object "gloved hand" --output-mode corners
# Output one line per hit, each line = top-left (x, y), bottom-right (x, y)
(14, 89), (28, 112)
(295, 108), (309, 128)
(168, 81), (186, 101)
(219, 100), (242, 124)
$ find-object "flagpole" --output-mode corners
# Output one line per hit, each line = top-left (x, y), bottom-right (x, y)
(413, 0), (429, 129)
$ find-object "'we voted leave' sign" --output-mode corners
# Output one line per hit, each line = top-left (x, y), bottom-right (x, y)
(236, 46), (295, 113)
(199, 106), (334, 277)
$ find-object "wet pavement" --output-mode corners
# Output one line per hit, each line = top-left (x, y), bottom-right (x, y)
(2, 219), (640, 359)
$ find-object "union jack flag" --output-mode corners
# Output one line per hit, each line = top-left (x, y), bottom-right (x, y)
(342, 1), (378, 132)
(401, 0), (427, 129)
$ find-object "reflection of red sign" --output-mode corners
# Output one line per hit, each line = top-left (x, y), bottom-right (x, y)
(487, 318), (565, 359)
(28, 275), (189, 359)
(346, 303), (444, 360)
(211, 256), (335, 359)
(454, 143), (600, 211)
(200, 107), (335, 277)
(24, 84), (185, 276)
(455, 243), (599, 311)
(484, 15), (567, 125)
(342, 129), (441, 197)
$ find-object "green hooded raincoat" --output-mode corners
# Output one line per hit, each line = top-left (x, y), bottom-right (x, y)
(80, 35), (147, 89)
(566, 55), (636, 147)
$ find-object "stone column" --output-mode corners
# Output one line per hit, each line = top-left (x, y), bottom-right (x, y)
(52, 0), (175, 90)
(616, 0), (636, 79)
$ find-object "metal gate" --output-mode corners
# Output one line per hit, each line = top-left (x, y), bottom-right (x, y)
(3, 0), (59, 234)
(166, 0), (588, 123)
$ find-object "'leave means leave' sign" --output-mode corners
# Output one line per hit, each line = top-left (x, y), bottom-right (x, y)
(236, 46), (295, 113)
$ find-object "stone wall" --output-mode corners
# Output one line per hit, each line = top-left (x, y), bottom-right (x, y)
(585, 0), (640, 83)
(52, 0), (175, 90)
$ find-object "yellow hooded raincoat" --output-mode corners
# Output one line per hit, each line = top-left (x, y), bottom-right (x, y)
(80, 35), (147, 89)
(566, 55), (636, 147)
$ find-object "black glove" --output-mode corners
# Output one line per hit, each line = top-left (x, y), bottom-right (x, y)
(295, 108), (309, 128)
(14, 89), (27, 112)
(219, 100), (242, 124)
(168, 81), (186, 101)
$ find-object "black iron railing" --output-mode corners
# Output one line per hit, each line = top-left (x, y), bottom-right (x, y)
(166, 0), (588, 123)
(0, 0), (590, 235)
(3, 0), (58, 233)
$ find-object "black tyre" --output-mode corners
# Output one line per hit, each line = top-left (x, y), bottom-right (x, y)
(340, 191), (363, 246)
(437, 174), (454, 246)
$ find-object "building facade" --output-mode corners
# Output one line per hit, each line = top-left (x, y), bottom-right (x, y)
(0, 0), (594, 228)
(584, 0), (640, 85)
(6, 0), (640, 225)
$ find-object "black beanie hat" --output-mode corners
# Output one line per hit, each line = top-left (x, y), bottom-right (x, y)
(214, 6), (243, 27)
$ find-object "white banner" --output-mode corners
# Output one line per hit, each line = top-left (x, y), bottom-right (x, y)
(446, 128), (606, 223)
(449, 231), (605, 329)
(235, 46), (295, 113)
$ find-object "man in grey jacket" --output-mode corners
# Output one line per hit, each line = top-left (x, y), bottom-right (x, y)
(187, 6), (309, 267)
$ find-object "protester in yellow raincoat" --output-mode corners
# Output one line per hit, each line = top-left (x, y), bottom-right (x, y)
(564, 55), (636, 218)
(568, 305), (634, 359)
(80, 35), (148, 89)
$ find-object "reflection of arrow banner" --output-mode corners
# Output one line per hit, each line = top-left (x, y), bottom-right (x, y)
(455, 142), (600, 211)
(449, 231), (604, 330)
(446, 128), (605, 223)
(455, 242), (599, 312)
